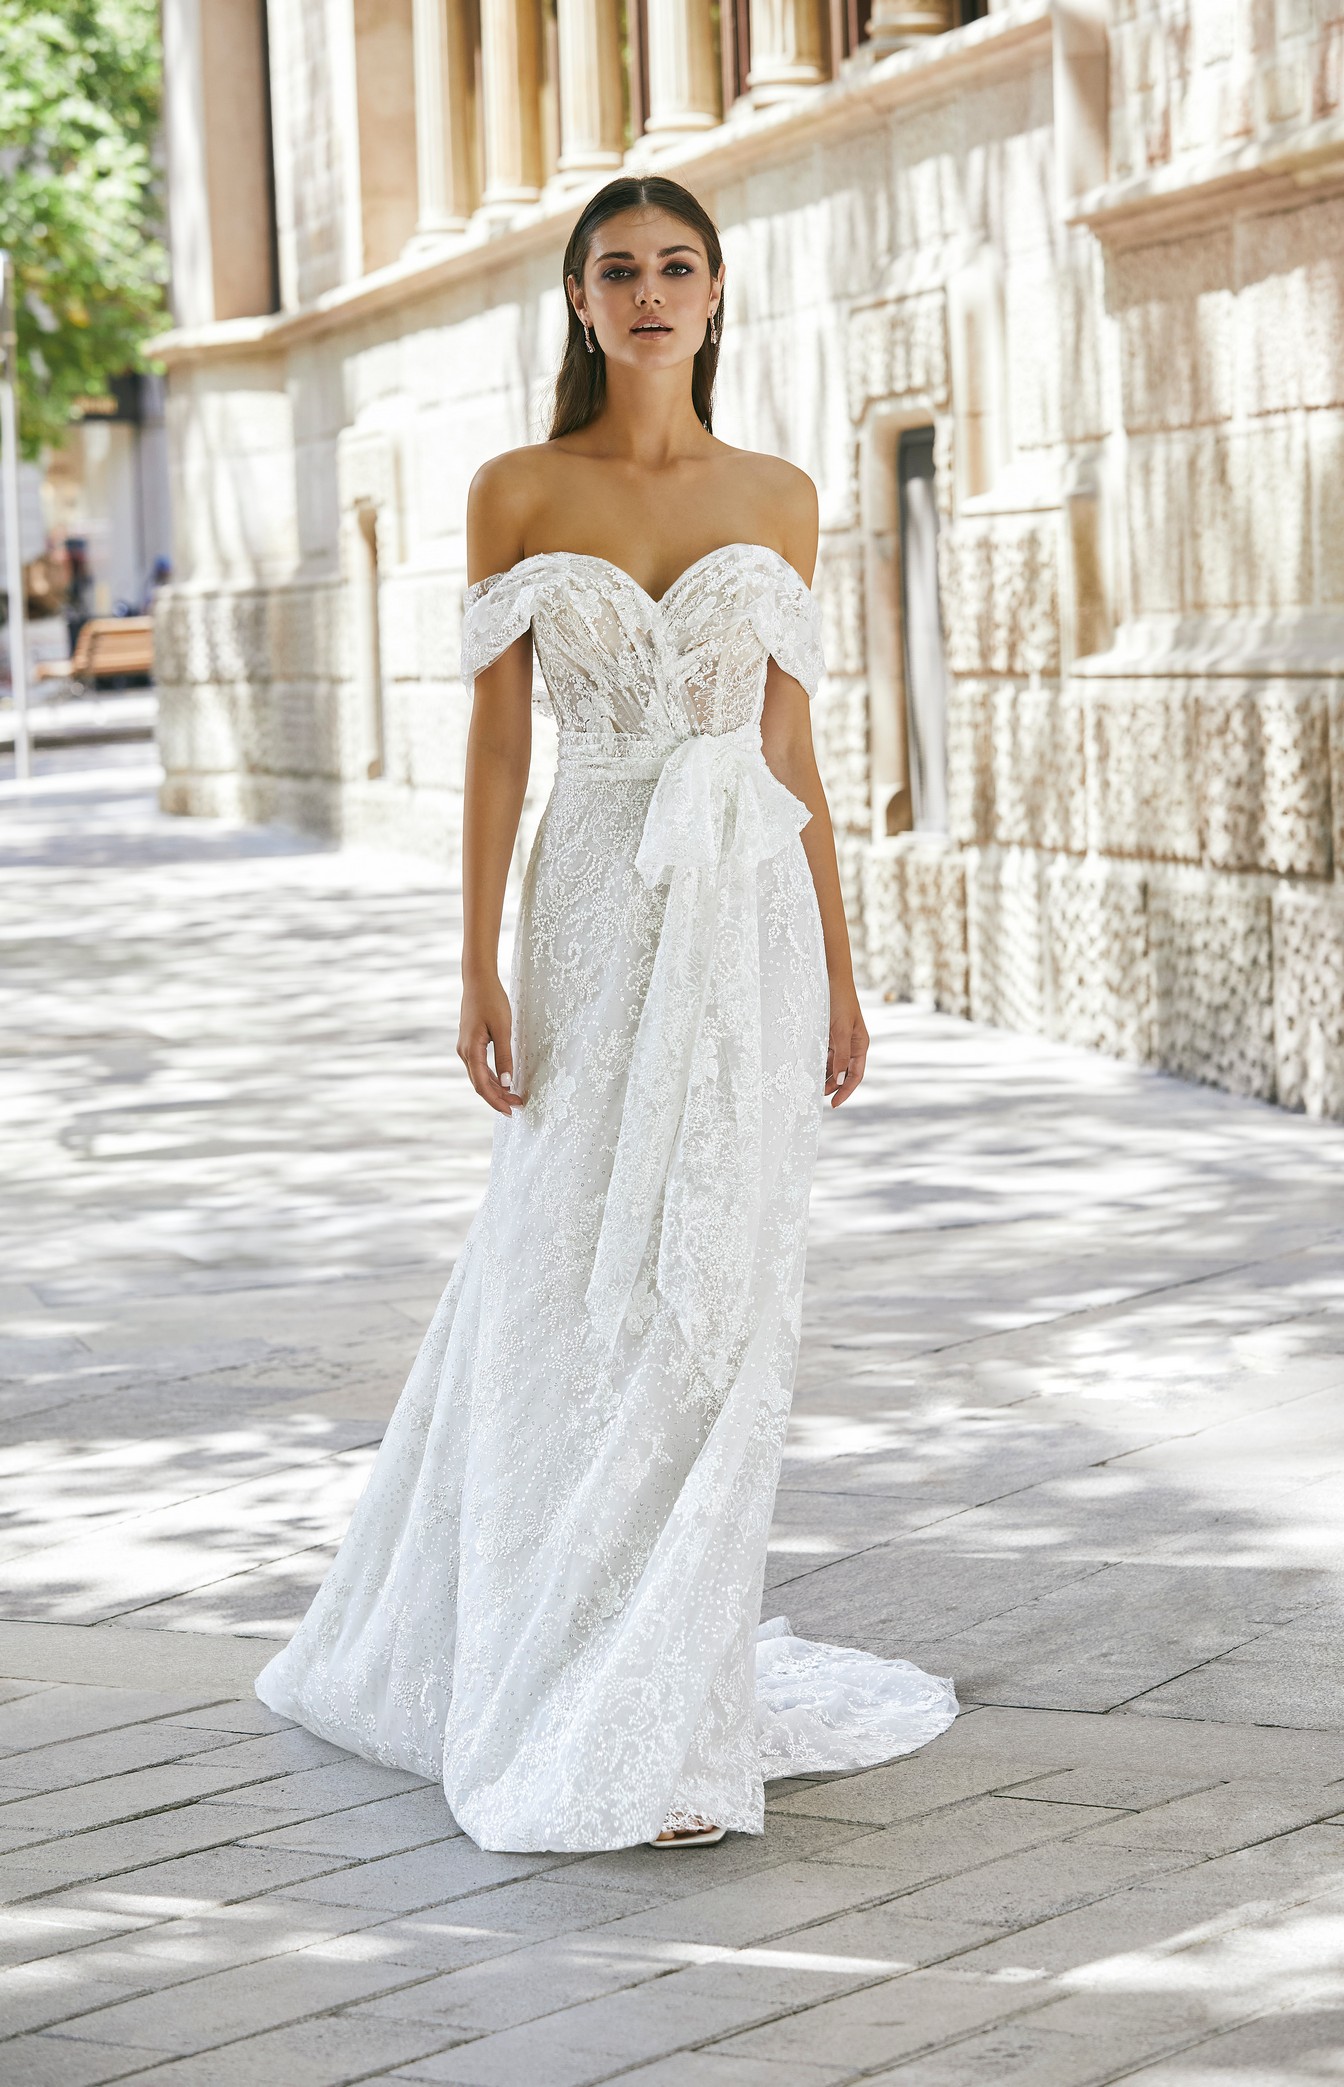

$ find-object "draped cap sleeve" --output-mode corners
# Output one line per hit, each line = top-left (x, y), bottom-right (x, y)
(750, 561), (826, 700)
(460, 569), (538, 695)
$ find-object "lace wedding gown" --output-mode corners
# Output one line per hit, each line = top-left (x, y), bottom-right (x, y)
(256, 544), (957, 1851)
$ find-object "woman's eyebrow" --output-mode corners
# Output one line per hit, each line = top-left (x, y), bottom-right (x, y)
(594, 245), (700, 261)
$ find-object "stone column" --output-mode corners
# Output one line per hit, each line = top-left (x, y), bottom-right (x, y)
(866, 0), (952, 55)
(644, 0), (721, 138)
(352, 0), (419, 272)
(410, 0), (480, 238)
(162, 0), (277, 324)
(480, 0), (544, 205)
(747, 0), (827, 101)
(556, 0), (625, 173)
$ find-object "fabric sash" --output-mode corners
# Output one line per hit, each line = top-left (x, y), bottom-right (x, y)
(583, 724), (811, 1387)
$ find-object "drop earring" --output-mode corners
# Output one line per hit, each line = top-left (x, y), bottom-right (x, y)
(708, 306), (720, 346)
(582, 321), (594, 355)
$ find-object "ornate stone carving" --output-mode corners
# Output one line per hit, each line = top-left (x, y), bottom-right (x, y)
(1148, 867), (1276, 1099)
(815, 538), (866, 678)
(846, 294), (949, 422)
(966, 844), (1049, 1036)
(946, 678), (995, 847)
(1085, 679), (1201, 863)
(812, 678), (871, 841)
(1274, 887), (1344, 1117)
(1045, 855), (1153, 1062)
(991, 682), (1087, 854)
(862, 836), (969, 1017)
(940, 521), (1060, 679)
(1198, 681), (1331, 878)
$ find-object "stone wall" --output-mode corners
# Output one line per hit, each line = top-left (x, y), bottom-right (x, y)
(155, 1), (1344, 1118)
(1109, 0), (1344, 180)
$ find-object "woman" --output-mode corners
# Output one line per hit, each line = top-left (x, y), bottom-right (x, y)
(257, 175), (956, 1852)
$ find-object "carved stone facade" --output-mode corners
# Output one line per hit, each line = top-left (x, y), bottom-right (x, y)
(156, 0), (1344, 1118)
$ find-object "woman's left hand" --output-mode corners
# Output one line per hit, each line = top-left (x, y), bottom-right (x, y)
(826, 986), (869, 1107)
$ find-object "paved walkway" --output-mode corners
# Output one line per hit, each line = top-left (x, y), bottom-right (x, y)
(2, 758), (1343, 2087)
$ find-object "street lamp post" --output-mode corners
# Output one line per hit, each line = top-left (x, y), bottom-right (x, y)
(0, 251), (31, 784)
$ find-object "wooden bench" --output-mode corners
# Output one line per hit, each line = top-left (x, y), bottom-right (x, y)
(35, 617), (155, 687)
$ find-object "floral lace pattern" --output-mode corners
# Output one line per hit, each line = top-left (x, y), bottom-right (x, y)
(257, 544), (956, 1852)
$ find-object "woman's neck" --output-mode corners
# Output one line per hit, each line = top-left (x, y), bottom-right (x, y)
(573, 362), (714, 468)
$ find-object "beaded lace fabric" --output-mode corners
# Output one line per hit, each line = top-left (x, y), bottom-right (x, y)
(256, 545), (957, 1852)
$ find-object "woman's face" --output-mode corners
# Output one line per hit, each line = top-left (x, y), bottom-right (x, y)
(570, 206), (723, 374)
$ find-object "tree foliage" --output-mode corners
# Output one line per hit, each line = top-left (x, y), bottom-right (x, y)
(0, 0), (167, 456)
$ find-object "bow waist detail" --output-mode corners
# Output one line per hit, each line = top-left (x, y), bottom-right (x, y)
(584, 724), (812, 1386)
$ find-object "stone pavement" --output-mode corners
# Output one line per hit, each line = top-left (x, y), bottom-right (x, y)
(1, 755), (1343, 2087)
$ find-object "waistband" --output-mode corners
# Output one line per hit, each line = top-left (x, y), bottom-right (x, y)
(557, 723), (762, 782)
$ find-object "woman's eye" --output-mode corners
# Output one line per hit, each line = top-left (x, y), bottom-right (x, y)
(664, 263), (693, 276)
(601, 267), (633, 280)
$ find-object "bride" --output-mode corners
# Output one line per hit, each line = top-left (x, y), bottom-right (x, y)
(257, 174), (956, 1852)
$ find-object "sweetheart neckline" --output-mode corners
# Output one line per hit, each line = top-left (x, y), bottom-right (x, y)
(474, 542), (805, 609)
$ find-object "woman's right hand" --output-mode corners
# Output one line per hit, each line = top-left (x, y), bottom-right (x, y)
(457, 973), (526, 1115)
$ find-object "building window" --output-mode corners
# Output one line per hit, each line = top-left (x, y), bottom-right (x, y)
(625, 0), (651, 139)
(828, 0), (871, 67)
(259, 0), (281, 311)
(721, 0), (752, 108)
(540, 0), (562, 180)
(897, 427), (949, 833)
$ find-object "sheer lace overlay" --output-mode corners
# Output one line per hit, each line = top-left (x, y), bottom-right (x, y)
(256, 544), (956, 1852)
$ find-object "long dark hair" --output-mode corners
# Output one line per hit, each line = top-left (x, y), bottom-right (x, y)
(549, 176), (724, 441)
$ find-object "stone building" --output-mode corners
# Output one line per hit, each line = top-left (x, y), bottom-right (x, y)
(155, 0), (1344, 1117)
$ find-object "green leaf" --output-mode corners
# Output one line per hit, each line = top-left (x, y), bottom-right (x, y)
(0, 0), (168, 456)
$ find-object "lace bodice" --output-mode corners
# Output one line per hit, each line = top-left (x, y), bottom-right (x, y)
(460, 543), (825, 746)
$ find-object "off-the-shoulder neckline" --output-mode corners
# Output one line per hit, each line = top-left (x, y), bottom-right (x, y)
(467, 542), (809, 610)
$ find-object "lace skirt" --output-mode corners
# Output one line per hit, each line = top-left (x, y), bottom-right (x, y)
(256, 763), (956, 1850)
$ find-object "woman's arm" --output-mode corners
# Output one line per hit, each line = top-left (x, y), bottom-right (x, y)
(760, 669), (869, 1107)
(457, 461), (535, 1115)
(759, 460), (869, 1107)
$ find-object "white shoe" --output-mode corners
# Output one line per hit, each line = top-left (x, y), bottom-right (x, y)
(648, 1819), (727, 1847)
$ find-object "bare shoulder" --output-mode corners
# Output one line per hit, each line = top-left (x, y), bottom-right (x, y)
(740, 450), (816, 505)
(467, 444), (554, 582)
(723, 448), (818, 582)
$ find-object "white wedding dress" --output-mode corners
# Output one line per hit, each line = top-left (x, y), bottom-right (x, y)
(256, 544), (957, 1851)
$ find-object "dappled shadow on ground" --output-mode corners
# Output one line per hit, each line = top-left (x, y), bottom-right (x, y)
(1, 764), (1344, 2081)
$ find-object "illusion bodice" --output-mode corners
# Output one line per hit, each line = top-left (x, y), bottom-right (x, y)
(460, 543), (825, 748)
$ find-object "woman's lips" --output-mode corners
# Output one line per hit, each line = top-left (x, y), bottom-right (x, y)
(631, 322), (671, 334)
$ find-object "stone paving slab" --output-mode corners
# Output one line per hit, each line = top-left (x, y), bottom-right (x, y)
(1, 760), (1343, 2082)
